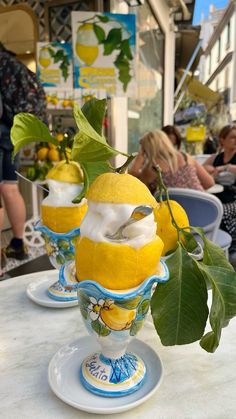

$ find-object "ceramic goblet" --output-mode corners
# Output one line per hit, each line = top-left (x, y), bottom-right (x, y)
(77, 259), (169, 397)
(35, 221), (80, 301)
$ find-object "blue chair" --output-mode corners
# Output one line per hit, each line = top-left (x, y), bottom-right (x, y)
(159, 188), (232, 258)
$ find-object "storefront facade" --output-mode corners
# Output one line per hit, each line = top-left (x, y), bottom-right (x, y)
(0, 0), (176, 161)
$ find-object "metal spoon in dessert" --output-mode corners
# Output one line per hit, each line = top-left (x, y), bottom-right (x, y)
(106, 205), (153, 241)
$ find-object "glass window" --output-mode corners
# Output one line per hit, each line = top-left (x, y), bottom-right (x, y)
(127, 2), (164, 153)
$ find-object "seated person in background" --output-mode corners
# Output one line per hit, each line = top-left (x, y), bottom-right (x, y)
(162, 125), (182, 150)
(203, 124), (236, 253)
(203, 130), (219, 154)
(129, 130), (214, 195)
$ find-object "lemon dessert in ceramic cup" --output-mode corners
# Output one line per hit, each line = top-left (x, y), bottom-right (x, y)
(74, 172), (169, 397)
(76, 172), (164, 289)
(36, 160), (87, 301)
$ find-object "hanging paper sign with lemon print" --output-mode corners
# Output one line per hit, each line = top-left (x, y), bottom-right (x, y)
(71, 12), (136, 96)
(37, 42), (73, 89)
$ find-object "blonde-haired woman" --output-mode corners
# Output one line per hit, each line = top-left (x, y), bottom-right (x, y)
(129, 130), (214, 195)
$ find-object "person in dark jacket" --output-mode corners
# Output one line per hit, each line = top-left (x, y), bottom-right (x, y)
(0, 42), (47, 269)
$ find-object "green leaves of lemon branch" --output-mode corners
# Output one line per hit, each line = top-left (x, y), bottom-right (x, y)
(92, 21), (133, 92)
(11, 113), (58, 155)
(151, 245), (209, 346)
(71, 99), (128, 203)
(48, 45), (70, 81)
(194, 227), (236, 352)
(151, 228), (236, 353)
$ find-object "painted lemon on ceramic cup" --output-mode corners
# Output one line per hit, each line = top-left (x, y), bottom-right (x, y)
(75, 172), (164, 290)
(75, 23), (99, 66)
(41, 160), (87, 233)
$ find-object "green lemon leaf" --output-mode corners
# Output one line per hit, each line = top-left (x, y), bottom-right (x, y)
(80, 307), (88, 320)
(56, 254), (64, 265)
(96, 14), (109, 23)
(151, 244), (208, 345)
(81, 98), (106, 135)
(57, 239), (70, 250)
(60, 62), (69, 81)
(203, 238), (234, 271)
(91, 319), (111, 336)
(120, 39), (133, 60)
(72, 161), (110, 203)
(48, 47), (55, 57)
(103, 28), (122, 55)
(198, 264), (236, 352)
(193, 226), (234, 271)
(72, 132), (118, 162)
(116, 295), (141, 309)
(11, 113), (58, 155)
(130, 319), (144, 336)
(181, 230), (198, 253)
(73, 102), (107, 144)
(114, 53), (132, 92)
(63, 251), (74, 261)
(93, 23), (106, 44)
(137, 299), (150, 316)
(78, 290), (91, 307)
(53, 49), (65, 62)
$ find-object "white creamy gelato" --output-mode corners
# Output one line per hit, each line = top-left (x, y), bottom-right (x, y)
(42, 179), (85, 207)
(80, 201), (156, 249)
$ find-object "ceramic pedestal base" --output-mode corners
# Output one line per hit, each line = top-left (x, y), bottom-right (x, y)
(77, 260), (169, 398)
(80, 351), (146, 397)
(47, 262), (79, 302)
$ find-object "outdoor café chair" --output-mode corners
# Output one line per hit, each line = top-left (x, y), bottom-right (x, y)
(158, 187), (232, 259)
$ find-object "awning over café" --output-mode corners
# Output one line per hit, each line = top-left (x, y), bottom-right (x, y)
(175, 27), (202, 73)
(177, 70), (222, 110)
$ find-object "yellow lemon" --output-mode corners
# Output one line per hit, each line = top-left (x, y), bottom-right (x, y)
(155, 200), (189, 255)
(41, 204), (87, 233)
(75, 173), (163, 289)
(56, 133), (64, 142)
(42, 160), (86, 232)
(48, 148), (60, 162)
(100, 304), (136, 331)
(37, 147), (49, 161)
(51, 97), (59, 105)
(75, 236), (164, 290)
(48, 142), (57, 149)
(61, 100), (70, 108)
(86, 172), (159, 208)
(46, 160), (83, 183)
(76, 23), (99, 66)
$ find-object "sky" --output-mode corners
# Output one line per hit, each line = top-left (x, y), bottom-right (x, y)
(193, 0), (229, 24)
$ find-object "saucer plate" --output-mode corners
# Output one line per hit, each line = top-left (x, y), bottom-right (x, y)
(26, 271), (78, 308)
(48, 335), (163, 414)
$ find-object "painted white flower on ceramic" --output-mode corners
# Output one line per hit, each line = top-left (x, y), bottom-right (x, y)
(88, 297), (113, 321)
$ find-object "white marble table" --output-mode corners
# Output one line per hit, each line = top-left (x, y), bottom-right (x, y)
(1, 270), (236, 419)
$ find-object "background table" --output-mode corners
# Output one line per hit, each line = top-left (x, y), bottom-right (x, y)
(1, 271), (236, 419)
(206, 184), (224, 194)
